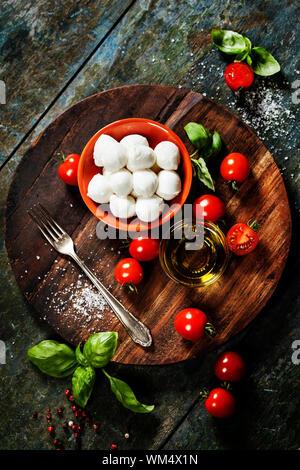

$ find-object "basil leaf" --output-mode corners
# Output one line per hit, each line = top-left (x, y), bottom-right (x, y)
(102, 369), (154, 414)
(250, 47), (280, 76)
(246, 54), (253, 67)
(75, 342), (89, 367)
(235, 37), (252, 62)
(28, 340), (77, 378)
(83, 332), (118, 368)
(211, 29), (248, 55)
(184, 122), (212, 152)
(204, 131), (222, 159)
(191, 157), (215, 191)
(72, 366), (96, 408)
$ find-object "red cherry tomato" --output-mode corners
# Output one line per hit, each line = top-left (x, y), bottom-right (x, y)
(174, 308), (209, 342)
(114, 258), (143, 286)
(205, 388), (236, 418)
(214, 351), (245, 382)
(227, 221), (259, 256)
(224, 62), (254, 91)
(129, 237), (160, 262)
(220, 153), (250, 184)
(193, 195), (225, 223)
(58, 154), (81, 186)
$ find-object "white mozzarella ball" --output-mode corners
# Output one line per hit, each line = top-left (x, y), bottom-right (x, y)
(136, 196), (164, 223)
(120, 134), (149, 150)
(93, 134), (116, 167)
(132, 170), (158, 198)
(156, 170), (181, 201)
(109, 195), (136, 219)
(87, 173), (113, 204)
(127, 145), (156, 172)
(94, 134), (127, 171)
(154, 141), (180, 170)
(109, 169), (133, 196)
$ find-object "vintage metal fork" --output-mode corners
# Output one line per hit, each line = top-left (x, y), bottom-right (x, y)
(28, 204), (152, 348)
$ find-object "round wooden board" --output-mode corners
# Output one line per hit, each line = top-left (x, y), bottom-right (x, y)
(5, 85), (291, 365)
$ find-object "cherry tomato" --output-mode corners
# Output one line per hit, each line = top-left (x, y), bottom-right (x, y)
(129, 237), (160, 262)
(227, 220), (260, 256)
(205, 388), (236, 418)
(214, 351), (245, 382)
(193, 195), (225, 223)
(174, 308), (213, 342)
(224, 62), (254, 91)
(220, 153), (250, 184)
(114, 258), (143, 286)
(58, 154), (81, 186)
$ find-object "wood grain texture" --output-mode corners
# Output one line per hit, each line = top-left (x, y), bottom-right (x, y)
(0, 0), (134, 164)
(5, 85), (291, 365)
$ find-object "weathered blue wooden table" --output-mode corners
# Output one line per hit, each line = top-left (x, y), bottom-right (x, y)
(0, 0), (299, 450)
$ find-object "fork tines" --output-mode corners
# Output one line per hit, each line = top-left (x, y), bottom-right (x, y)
(28, 203), (65, 245)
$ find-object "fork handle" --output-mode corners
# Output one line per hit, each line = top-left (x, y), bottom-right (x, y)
(70, 253), (152, 348)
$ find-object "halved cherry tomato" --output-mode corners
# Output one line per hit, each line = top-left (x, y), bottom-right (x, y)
(174, 308), (214, 342)
(214, 351), (245, 382)
(227, 220), (260, 256)
(58, 154), (81, 186)
(220, 153), (250, 184)
(129, 237), (160, 262)
(204, 388), (236, 418)
(193, 195), (225, 223)
(114, 258), (143, 286)
(224, 62), (254, 91)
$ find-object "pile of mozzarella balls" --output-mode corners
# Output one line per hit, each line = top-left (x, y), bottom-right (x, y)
(87, 133), (182, 223)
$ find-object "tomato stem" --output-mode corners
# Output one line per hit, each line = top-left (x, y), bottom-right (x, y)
(231, 180), (239, 191)
(55, 151), (66, 162)
(220, 381), (232, 391)
(247, 218), (261, 232)
(124, 282), (138, 294)
(199, 388), (210, 399)
(204, 322), (216, 337)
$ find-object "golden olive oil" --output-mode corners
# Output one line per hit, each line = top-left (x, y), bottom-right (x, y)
(160, 221), (229, 287)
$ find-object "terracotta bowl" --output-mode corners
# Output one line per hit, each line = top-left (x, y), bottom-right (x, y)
(78, 118), (192, 233)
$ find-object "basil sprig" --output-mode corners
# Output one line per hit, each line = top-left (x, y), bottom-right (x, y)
(184, 122), (222, 191)
(102, 369), (154, 414)
(28, 332), (154, 413)
(211, 29), (280, 77)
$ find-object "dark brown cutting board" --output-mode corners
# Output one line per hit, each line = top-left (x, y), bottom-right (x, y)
(5, 85), (291, 365)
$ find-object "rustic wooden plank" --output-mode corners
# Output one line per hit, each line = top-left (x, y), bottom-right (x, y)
(5, 85), (291, 366)
(0, 0), (134, 164)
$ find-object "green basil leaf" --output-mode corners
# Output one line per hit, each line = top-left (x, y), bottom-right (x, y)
(27, 340), (77, 378)
(246, 54), (253, 67)
(102, 369), (154, 414)
(191, 157), (215, 191)
(83, 332), (118, 368)
(72, 366), (96, 408)
(211, 29), (248, 55)
(184, 122), (212, 152)
(235, 37), (252, 62)
(250, 47), (280, 76)
(75, 342), (89, 367)
(204, 131), (222, 159)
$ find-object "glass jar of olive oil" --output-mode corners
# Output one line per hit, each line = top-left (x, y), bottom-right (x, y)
(159, 220), (230, 287)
